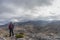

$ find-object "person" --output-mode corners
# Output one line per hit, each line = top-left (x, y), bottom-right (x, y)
(8, 22), (14, 37)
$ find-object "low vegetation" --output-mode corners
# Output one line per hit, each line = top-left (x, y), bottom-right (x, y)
(15, 33), (25, 38)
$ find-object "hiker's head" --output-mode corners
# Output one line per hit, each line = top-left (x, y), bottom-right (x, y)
(10, 22), (13, 24)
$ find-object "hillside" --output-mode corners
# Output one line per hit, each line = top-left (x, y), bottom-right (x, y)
(0, 21), (60, 40)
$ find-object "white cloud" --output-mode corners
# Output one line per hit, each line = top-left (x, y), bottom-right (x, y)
(1, 0), (60, 24)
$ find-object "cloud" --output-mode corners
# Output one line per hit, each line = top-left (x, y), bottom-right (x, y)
(0, 0), (54, 24)
(2, 0), (53, 9)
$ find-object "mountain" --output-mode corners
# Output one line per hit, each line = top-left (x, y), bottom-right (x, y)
(0, 23), (8, 27)
(15, 20), (50, 27)
(45, 21), (60, 29)
(0, 20), (50, 27)
(43, 21), (60, 33)
(1, 20), (60, 28)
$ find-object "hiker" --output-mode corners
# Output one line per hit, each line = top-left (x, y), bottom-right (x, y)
(8, 22), (14, 37)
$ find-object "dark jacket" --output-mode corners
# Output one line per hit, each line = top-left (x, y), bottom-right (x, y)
(9, 23), (14, 29)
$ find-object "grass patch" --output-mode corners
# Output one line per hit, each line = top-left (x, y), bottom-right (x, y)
(15, 33), (25, 38)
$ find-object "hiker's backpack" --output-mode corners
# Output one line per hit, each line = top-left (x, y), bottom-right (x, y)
(9, 23), (14, 29)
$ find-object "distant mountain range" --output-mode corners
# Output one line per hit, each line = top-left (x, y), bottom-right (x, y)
(15, 20), (50, 27)
(0, 20), (60, 28)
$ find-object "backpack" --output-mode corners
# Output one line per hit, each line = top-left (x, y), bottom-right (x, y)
(9, 23), (14, 29)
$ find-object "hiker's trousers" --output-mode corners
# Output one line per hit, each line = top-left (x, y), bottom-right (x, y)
(9, 29), (14, 36)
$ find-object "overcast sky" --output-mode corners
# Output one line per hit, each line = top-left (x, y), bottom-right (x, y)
(0, 0), (60, 25)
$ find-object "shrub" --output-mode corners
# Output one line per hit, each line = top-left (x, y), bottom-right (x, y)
(15, 33), (24, 38)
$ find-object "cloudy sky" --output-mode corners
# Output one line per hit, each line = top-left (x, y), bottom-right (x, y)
(0, 0), (60, 25)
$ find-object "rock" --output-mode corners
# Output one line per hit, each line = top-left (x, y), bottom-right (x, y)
(0, 37), (5, 40)
(17, 38), (24, 40)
